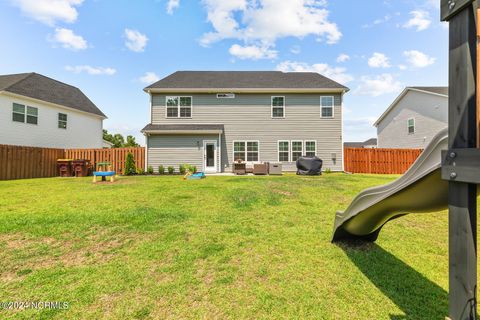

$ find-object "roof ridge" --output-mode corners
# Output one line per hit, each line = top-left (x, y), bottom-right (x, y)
(30, 72), (82, 91)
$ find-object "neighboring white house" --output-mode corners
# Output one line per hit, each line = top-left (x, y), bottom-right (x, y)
(374, 87), (448, 149)
(0, 73), (106, 149)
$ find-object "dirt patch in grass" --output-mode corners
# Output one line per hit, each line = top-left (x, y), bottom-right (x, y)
(0, 231), (143, 281)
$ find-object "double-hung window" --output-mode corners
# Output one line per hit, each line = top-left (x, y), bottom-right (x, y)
(305, 141), (317, 157)
(278, 141), (290, 162)
(271, 96), (285, 118)
(291, 141), (303, 162)
(166, 96), (192, 118)
(407, 118), (415, 134)
(12, 103), (38, 124)
(58, 113), (67, 129)
(320, 96), (334, 118)
(233, 141), (259, 162)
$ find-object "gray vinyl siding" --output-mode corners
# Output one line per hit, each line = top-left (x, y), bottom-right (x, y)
(147, 134), (220, 173)
(377, 90), (448, 149)
(148, 93), (343, 172)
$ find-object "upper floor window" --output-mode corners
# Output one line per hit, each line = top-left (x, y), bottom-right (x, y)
(12, 103), (38, 125)
(407, 118), (415, 134)
(58, 113), (67, 129)
(271, 96), (285, 118)
(320, 96), (334, 118)
(166, 96), (192, 118)
(233, 141), (259, 162)
(305, 141), (317, 157)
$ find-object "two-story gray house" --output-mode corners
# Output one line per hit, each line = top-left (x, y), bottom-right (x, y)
(141, 71), (349, 173)
(374, 87), (448, 149)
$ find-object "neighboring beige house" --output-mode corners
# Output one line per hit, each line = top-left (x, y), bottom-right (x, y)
(0, 73), (106, 149)
(142, 71), (349, 173)
(374, 87), (448, 149)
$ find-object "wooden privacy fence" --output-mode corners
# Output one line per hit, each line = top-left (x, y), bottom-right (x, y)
(0, 145), (65, 180)
(344, 147), (423, 174)
(0, 145), (145, 180)
(65, 147), (145, 174)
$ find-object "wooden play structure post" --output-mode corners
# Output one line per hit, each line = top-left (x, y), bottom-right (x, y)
(441, 0), (478, 319)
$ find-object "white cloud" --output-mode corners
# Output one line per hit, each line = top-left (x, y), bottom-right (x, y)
(355, 74), (402, 97)
(200, 0), (341, 60)
(139, 72), (160, 84)
(276, 60), (354, 84)
(336, 54), (350, 63)
(124, 29), (148, 52)
(362, 15), (391, 28)
(404, 50), (435, 68)
(398, 64), (407, 70)
(229, 44), (277, 60)
(166, 0), (180, 14)
(11, 0), (83, 26)
(65, 65), (116, 75)
(51, 28), (87, 50)
(343, 116), (378, 140)
(368, 52), (391, 68)
(290, 45), (301, 54)
(403, 10), (431, 31)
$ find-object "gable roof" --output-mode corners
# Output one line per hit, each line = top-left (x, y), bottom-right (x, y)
(0, 72), (106, 118)
(409, 86), (448, 96)
(344, 138), (377, 148)
(144, 71), (349, 93)
(373, 86), (447, 127)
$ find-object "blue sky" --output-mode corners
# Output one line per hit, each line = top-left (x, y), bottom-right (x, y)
(0, 0), (447, 145)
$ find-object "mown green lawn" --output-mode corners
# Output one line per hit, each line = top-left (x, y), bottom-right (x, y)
(0, 174), (454, 319)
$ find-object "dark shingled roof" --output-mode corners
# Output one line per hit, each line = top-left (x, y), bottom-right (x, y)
(344, 138), (378, 148)
(142, 124), (224, 132)
(409, 86), (448, 96)
(144, 71), (349, 91)
(0, 73), (106, 117)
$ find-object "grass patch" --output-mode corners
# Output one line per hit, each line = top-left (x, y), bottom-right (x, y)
(0, 174), (460, 319)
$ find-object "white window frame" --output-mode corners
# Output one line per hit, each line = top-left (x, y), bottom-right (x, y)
(291, 140), (303, 162)
(12, 103), (25, 123)
(320, 96), (335, 118)
(277, 140), (290, 162)
(165, 96), (193, 119)
(58, 113), (68, 129)
(305, 140), (317, 157)
(271, 96), (285, 119)
(232, 140), (260, 163)
(12, 103), (38, 125)
(407, 118), (415, 134)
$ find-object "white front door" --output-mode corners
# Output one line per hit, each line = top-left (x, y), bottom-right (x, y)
(203, 140), (217, 173)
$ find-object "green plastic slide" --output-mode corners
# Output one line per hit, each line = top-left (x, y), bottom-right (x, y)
(332, 128), (450, 242)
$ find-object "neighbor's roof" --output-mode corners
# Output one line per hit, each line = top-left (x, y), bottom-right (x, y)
(144, 71), (349, 93)
(373, 86), (447, 127)
(409, 86), (448, 96)
(0, 72), (106, 118)
(142, 124), (224, 133)
(344, 138), (377, 148)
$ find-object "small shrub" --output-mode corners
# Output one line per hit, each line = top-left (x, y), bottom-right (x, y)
(124, 152), (136, 175)
(136, 168), (145, 175)
(158, 165), (165, 175)
(191, 166), (197, 173)
(147, 166), (154, 174)
(179, 164), (186, 175)
(324, 168), (332, 174)
(168, 166), (174, 174)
